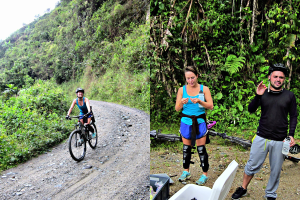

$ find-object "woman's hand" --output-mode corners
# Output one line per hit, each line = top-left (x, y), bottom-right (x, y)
(181, 98), (189, 104)
(175, 88), (185, 111)
(190, 97), (199, 104)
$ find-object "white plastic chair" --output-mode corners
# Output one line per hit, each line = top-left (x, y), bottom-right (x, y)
(169, 160), (239, 200)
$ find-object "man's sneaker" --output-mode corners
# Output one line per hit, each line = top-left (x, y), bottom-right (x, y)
(232, 186), (247, 199)
(196, 174), (208, 185)
(178, 171), (191, 182)
(92, 132), (96, 138)
(263, 196), (276, 200)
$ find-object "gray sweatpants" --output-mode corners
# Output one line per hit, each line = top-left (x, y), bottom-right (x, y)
(244, 135), (285, 198)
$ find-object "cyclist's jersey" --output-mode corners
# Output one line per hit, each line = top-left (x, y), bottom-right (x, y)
(248, 89), (297, 141)
(76, 97), (88, 115)
(181, 84), (205, 125)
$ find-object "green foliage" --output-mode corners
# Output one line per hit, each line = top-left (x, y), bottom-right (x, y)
(223, 55), (246, 75)
(150, 0), (300, 139)
(59, 20), (150, 113)
(2, 84), (18, 100)
(0, 80), (73, 171)
(0, 0), (149, 85)
(0, 0), (149, 112)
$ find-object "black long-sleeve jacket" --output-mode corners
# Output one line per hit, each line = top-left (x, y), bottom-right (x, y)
(248, 89), (298, 141)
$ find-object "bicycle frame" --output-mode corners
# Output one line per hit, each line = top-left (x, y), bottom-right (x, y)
(285, 155), (300, 163)
(70, 115), (90, 141)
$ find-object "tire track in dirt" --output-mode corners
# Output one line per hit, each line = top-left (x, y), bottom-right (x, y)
(52, 170), (99, 200)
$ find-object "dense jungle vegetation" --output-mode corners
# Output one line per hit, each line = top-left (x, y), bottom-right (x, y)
(150, 0), (300, 139)
(0, 0), (149, 171)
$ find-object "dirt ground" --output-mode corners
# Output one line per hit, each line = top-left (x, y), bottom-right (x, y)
(150, 136), (300, 200)
(0, 100), (150, 200)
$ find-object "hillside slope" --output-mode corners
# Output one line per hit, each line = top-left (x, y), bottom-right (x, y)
(0, 0), (149, 96)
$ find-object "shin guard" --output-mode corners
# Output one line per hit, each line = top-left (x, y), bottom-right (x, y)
(197, 145), (209, 172)
(183, 144), (192, 169)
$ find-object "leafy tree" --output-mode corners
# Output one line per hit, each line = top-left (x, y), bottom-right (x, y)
(150, 0), (300, 138)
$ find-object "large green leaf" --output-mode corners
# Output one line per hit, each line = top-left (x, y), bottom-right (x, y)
(215, 92), (223, 100)
(237, 103), (243, 112)
(285, 34), (296, 48)
(222, 55), (246, 75)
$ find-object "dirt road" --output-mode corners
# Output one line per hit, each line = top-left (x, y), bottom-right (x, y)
(0, 100), (150, 200)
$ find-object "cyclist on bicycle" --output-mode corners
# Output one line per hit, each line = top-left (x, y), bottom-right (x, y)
(66, 88), (95, 138)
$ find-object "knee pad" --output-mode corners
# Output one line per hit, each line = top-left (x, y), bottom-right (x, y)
(197, 145), (209, 172)
(183, 144), (192, 169)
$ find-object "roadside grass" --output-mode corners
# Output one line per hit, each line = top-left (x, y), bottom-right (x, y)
(89, 69), (150, 113)
(151, 139), (182, 152)
(0, 80), (74, 172)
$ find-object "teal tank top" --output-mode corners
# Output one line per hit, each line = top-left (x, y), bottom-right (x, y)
(76, 97), (88, 115)
(181, 85), (205, 125)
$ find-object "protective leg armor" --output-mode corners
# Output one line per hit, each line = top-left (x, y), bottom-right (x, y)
(197, 145), (209, 172)
(183, 144), (192, 169)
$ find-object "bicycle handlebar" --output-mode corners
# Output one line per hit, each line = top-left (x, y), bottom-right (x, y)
(69, 115), (82, 118)
(66, 112), (93, 120)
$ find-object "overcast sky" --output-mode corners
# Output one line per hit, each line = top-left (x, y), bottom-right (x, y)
(0, 0), (60, 41)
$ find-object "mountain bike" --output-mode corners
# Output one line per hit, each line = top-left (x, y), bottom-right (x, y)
(66, 113), (97, 161)
(151, 120), (300, 163)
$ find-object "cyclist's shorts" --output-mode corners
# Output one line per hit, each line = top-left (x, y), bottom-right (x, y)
(180, 121), (207, 140)
(79, 114), (93, 122)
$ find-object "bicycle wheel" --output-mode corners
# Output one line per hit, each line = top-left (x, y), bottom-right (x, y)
(68, 130), (86, 161)
(88, 123), (97, 149)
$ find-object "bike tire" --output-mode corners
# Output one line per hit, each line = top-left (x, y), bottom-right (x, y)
(285, 155), (300, 163)
(88, 123), (97, 149)
(68, 130), (86, 161)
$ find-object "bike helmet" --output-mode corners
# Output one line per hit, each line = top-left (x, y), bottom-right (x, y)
(75, 88), (84, 93)
(268, 63), (288, 76)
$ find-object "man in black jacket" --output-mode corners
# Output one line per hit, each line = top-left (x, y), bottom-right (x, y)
(231, 63), (297, 200)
